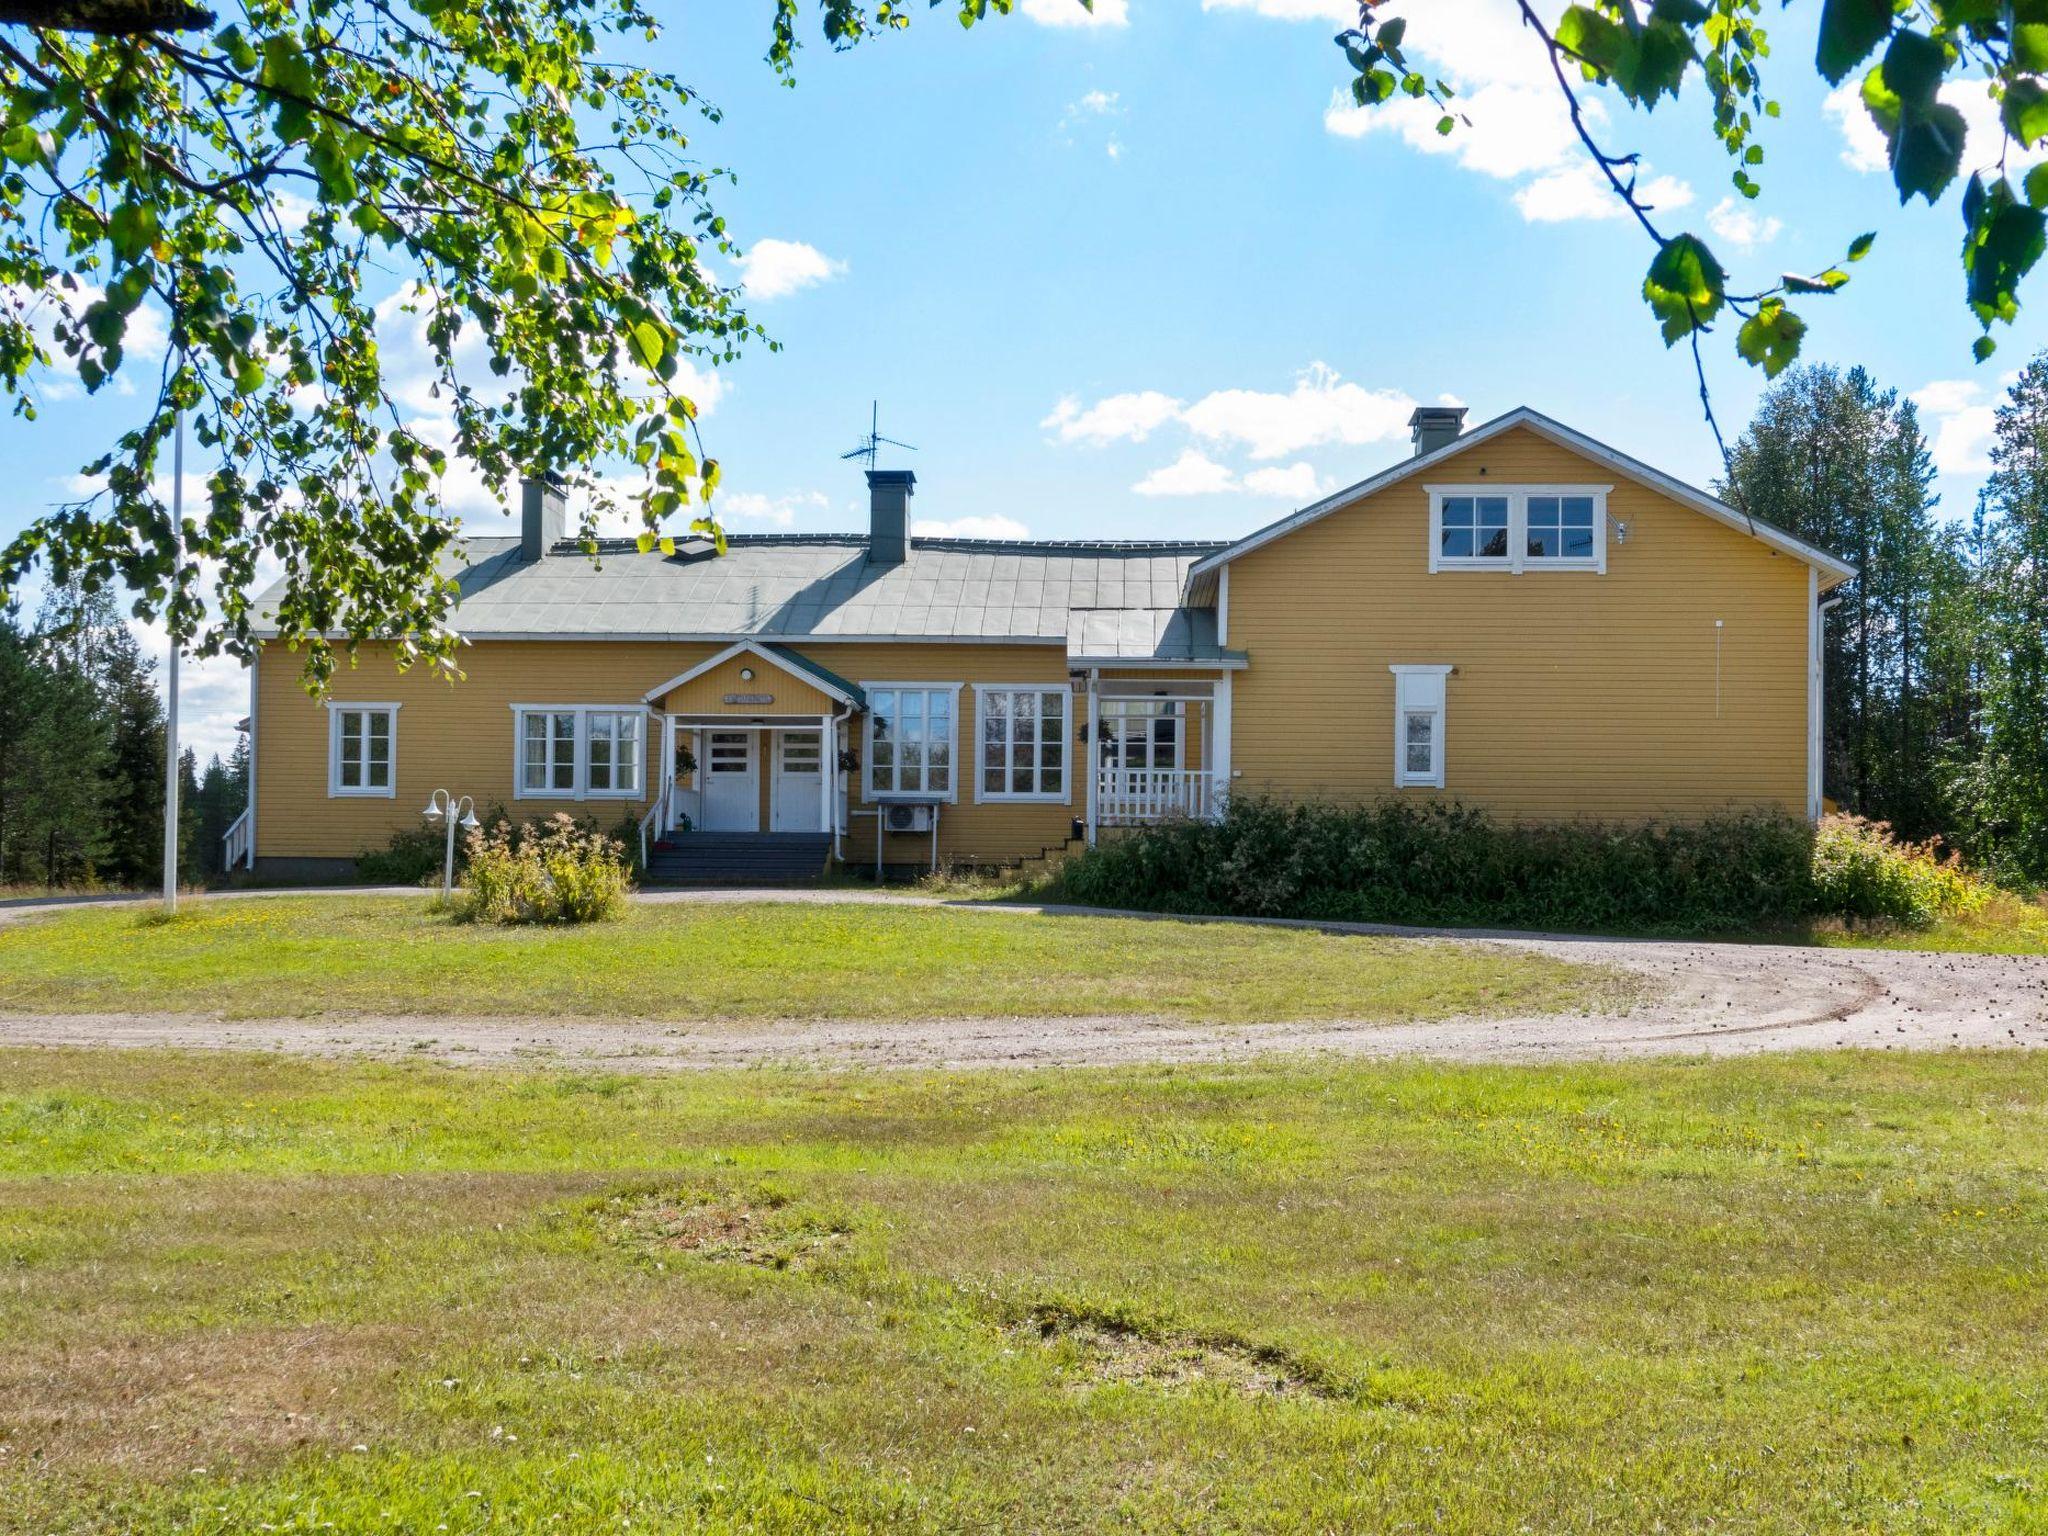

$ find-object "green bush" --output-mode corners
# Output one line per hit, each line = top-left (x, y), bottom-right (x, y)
(1057, 798), (1819, 934)
(355, 823), (449, 885)
(453, 813), (631, 925)
(1056, 800), (2014, 934)
(1810, 815), (1986, 926)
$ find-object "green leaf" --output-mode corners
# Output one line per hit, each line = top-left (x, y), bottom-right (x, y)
(107, 202), (157, 264)
(2026, 164), (2048, 210)
(1877, 30), (1945, 114)
(1435, 114), (1455, 136)
(2003, 80), (2048, 149)
(1376, 16), (1405, 50)
(1973, 335), (1997, 360)
(1847, 230), (1878, 261)
(1963, 174), (2047, 327)
(1737, 302), (1807, 376)
(2013, 22), (2048, 74)
(1817, 0), (1894, 85)
(1641, 234), (1728, 346)
(1783, 268), (1850, 294)
(1891, 103), (1968, 205)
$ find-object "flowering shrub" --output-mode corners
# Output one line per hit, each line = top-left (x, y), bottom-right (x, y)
(455, 814), (631, 924)
(1810, 815), (1987, 927)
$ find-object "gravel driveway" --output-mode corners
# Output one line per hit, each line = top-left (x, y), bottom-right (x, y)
(1, 889), (2043, 1069)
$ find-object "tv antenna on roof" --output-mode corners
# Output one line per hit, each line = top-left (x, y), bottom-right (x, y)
(840, 400), (916, 471)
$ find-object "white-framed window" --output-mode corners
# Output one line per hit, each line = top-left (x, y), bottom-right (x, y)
(1427, 485), (1609, 573)
(864, 684), (958, 800)
(1390, 665), (1452, 789)
(976, 685), (1070, 802)
(1097, 698), (1184, 773)
(511, 705), (649, 800)
(327, 703), (399, 797)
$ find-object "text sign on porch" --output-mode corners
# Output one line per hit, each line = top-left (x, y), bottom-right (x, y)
(723, 692), (775, 706)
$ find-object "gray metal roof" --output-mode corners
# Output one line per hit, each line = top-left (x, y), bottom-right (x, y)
(255, 533), (1233, 657)
(1066, 606), (1244, 664)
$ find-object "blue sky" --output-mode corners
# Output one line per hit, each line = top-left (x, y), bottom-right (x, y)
(3, 0), (2042, 763)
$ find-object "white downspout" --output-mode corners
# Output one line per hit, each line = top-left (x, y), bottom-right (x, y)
(1085, 668), (1100, 846)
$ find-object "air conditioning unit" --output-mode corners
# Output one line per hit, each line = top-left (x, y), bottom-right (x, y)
(884, 802), (935, 834)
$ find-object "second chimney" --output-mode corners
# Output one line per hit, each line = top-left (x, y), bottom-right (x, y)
(1408, 405), (1468, 458)
(520, 472), (568, 561)
(866, 468), (915, 567)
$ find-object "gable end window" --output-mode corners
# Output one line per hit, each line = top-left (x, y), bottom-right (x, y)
(512, 706), (647, 800)
(976, 685), (1070, 803)
(1428, 486), (1610, 573)
(1390, 666), (1451, 790)
(328, 704), (399, 797)
(864, 684), (959, 800)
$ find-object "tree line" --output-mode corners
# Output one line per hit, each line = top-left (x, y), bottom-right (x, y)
(0, 583), (246, 889)
(1723, 350), (2048, 885)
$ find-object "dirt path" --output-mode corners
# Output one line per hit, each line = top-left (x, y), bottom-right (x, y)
(3, 888), (2044, 1068)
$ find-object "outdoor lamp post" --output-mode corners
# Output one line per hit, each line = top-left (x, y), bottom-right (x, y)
(420, 789), (480, 898)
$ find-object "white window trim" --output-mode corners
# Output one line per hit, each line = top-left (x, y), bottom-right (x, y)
(325, 702), (400, 798)
(1390, 665), (1452, 790)
(1427, 484), (1611, 574)
(972, 683), (1074, 805)
(860, 681), (962, 803)
(508, 704), (652, 802)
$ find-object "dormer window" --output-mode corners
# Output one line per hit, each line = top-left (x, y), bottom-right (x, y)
(1429, 485), (1610, 573)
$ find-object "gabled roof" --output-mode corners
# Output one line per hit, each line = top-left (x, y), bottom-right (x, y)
(1183, 406), (1856, 603)
(640, 640), (865, 708)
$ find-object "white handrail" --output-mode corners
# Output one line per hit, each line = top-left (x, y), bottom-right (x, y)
(222, 807), (253, 872)
(1094, 768), (1221, 826)
(637, 794), (663, 869)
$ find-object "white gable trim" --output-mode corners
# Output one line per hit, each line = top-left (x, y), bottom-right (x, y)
(1185, 406), (1856, 591)
(640, 640), (861, 707)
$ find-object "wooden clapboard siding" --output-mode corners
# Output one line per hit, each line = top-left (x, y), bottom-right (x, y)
(255, 637), (1079, 864)
(657, 651), (841, 716)
(1224, 426), (1811, 821)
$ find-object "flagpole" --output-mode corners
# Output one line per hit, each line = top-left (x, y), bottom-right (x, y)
(162, 403), (183, 913)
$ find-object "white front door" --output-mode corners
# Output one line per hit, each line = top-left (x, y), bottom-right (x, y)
(700, 730), (759, 831)
(770, 730), (825, 832)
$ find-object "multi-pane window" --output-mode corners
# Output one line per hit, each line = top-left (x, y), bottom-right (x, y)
(1097, 699), (1181, 772)
(1390, 665), (1450, 789)
(585, 710), (644, 795)
(1437, 494), (1510, 561)
(520, 710), (578, 796)
(515, 707), (646, 799)
(978, 686), (1069, 801)
(1525, 493), (1596, 560)
(329, 705), (397, 796)
(867, 685), (955, 798)
(1430, 487), (1607, 572)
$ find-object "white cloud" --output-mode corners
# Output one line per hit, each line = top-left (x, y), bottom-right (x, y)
(733, 238), (847, 301)
(1514, 164), (1692, 223)
(1180, 362), (1413, 460)
(6, 280), (169, 401)
(1317, 1), (1696, 224)
(1706, 196), (1783, 250)
(1020, 0), (1127, 26)
(1203, 0), (1350, 18)
(1240, 462), (1324, 500)
(721, 490), (829, 528)
(1825, 79), (2048, 179)
(1910, 379), (1999, 477)
(1132, 449), (1240, 497)
(1041, 389), (1184, 444)
(912, 514), (1032, 539)
(1067, 89), (1120, 118)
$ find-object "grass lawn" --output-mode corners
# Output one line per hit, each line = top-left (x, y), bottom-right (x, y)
(3, 1049), (2046, 1532)
(0, 895), (1618, 1024)
(1809, 895), (2048, 956)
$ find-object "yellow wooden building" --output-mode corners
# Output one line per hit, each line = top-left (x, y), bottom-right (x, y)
(228, 406), (1853, 881)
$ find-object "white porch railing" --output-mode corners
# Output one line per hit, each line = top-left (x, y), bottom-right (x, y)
(222, 808), (253, 871)
(1095, 769), (1222, 826)
(638, 779), (698, 865)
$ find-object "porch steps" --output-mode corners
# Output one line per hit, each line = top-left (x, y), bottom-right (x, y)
(643, 832), (833, 888)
